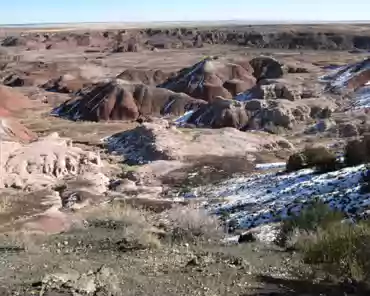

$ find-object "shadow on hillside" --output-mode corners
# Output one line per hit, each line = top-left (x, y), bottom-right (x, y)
(249, 275), (369, 296)
(160, 155), (255, 188)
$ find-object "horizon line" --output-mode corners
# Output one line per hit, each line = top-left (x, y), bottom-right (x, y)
(1, 19), (370, 28)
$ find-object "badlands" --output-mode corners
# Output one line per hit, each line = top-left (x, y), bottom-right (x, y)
(1, 22), (370, 295)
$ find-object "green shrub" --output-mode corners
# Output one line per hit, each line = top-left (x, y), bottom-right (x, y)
(276, 200), (344, 247)
(298, 222), (370, 286)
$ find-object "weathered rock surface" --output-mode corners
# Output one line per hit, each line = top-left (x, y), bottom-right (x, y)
(0, 85), (32, 112)
(249, 56), (284, 80)
(176, 96), (312, 131)
(117, 68), (175, 85)
(0, 115), (37, 142)
(104, 120), (294, 165)
(0, 133), (107, 191)
(41, 74), (91, 93)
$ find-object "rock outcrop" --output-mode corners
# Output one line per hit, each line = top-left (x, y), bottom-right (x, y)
(235, 82), (301, 102)
(321, 58), (370, 110)
(104, 120), (294, 165)
(0, 133), (107, 191)
(249, 56), (284, 80)
(41, 74), (90, 93)
(175, 96), (312, 131)
(117, 68), (175, 85)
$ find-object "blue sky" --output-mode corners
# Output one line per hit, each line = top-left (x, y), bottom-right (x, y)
(1, 0), (370, 24)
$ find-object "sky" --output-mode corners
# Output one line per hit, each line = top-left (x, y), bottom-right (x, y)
(1, 0), (370, 25)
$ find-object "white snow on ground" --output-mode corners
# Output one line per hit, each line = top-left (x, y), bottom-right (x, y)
(319, 59), (370, 110)
(255, 162), (286, 170)
(353, 85), (370, 109)
(234, 91), (254, 102)
(174, 110), (196, 126)
(200, 165), (370, 229)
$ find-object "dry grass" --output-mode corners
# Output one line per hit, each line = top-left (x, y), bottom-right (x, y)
(83, 202), (161, 249)
(85, 202), (150, 227)
(0, 231), (44, 253)
(0, 196), (10, 213)
(162, 204), (223, 243)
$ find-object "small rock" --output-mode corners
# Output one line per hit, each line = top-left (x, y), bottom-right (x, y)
(186, 257), (200, 266)
(238, 232), (256, 243)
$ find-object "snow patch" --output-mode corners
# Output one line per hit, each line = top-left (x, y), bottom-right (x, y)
(255, 162), (286, 170)
(200, 165), (369, 229)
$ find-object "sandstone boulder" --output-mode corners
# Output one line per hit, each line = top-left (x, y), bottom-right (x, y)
(249, 56), (284, 80)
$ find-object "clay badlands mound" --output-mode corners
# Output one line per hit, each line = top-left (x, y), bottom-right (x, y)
(0, 85), (36, 142)
(51, 78), (204, 121)
(51, 55), (336, 131)
(51, 56), (259, 122)
(157, 56), (257, 100)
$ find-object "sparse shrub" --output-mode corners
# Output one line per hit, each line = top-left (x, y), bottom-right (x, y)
(0, 196), (10, 213)
(163, 205), (223, 243)
(87, 202), (150, 229)
(298, 221), (370, 286)
(305, 146), (338, 173)
(276, 200), (344, 247)
(286, 146), (338, 173)
(84, 202), (161, 250)
(345, 134), (370, 167)
(286, 152), (306, 172)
